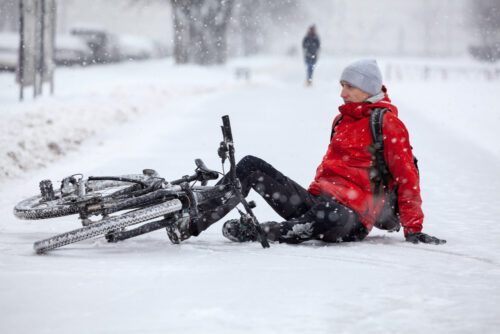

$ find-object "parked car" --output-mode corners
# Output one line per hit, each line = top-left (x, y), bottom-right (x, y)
(54, 34), (93, 66)
(71, 27), (121, 64)
(116, 34), (159, 61)
(0, 31), (96, 70)
(0, 32), (18, 72)
(1, 28), (170, 72)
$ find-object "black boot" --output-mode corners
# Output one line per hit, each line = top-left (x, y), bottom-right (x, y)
(222, 219), (281, 242)
(222, 219), (257, 242)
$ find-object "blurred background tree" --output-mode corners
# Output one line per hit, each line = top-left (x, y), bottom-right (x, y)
(169, 0), (302, 64)
(469, 0), (500, 61)
(170, 0), (234, 65)
(472, 0), (500, 46)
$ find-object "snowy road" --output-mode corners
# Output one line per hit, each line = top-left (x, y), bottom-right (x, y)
(0, 57), (499, 333)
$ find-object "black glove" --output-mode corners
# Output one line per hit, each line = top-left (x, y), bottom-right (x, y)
(405, 232), (446, 245)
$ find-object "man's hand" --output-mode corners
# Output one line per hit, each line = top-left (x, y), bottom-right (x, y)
(405, 232), (446, 245)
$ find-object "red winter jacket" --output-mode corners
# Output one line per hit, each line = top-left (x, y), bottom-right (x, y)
(308, 87), (423, 236)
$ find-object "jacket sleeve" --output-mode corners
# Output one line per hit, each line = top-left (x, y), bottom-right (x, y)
(382, 113), (424, 236)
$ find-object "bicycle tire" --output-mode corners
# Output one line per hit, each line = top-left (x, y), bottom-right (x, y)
(14, 174), (148, 220)
(34, 199), (183, 254)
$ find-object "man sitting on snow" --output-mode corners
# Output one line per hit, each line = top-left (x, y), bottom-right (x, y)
(167, 59), (446, 245)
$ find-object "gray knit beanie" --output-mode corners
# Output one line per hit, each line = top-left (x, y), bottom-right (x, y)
(340, 59), (383, 96)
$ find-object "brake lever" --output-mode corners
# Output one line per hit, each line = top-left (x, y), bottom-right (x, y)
(218, 141), (228, 163)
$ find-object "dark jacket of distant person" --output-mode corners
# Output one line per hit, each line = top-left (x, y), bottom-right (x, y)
(302, 26), (320, 65)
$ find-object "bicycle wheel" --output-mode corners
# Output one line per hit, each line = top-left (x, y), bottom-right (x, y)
(34, 199), (183, 254)
(14, 174), (147, 220)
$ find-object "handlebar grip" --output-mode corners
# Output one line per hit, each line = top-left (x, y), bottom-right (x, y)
(222, 115), (233, 142)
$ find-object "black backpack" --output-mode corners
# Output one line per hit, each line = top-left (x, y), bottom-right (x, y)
(330, 108), (419, 232)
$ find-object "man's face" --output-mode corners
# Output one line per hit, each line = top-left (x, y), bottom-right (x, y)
(340, 81), (371, 103)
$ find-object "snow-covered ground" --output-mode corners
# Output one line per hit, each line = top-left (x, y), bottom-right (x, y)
(0, 55), (499, 334)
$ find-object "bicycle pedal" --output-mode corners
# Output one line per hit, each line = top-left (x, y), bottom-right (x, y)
(165, 217), (191, 244)
(165, 223), (180, 244)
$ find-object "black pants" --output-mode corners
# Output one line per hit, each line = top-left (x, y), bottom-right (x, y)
(192, 155), (368, 243)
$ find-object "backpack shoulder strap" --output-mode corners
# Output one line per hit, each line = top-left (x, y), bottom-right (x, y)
(370, 108), (391, 187)
(329, 115), (343, 142)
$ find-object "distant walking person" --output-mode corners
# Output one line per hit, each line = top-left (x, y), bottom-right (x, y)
(302, 25), (320, 86)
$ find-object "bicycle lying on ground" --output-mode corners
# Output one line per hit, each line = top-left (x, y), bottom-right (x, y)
(14, 115), (270, 254)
